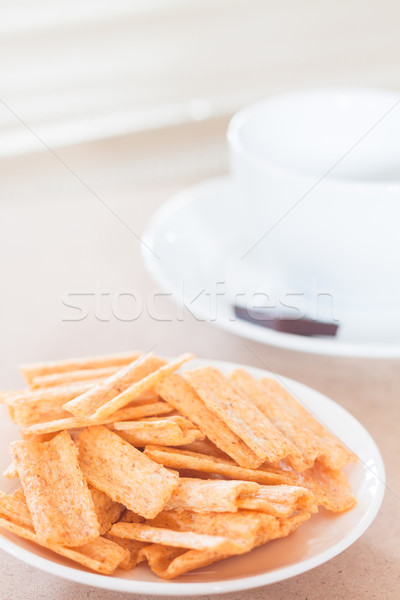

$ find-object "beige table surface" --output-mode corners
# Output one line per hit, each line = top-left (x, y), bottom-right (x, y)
(0, 115), (399, 599)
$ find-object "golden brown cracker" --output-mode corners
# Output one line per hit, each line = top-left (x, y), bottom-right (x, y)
(19, 351), (142, 385)
(109, 522), (244, 553)
(156, 374), (263, 469)
(5, 381), (98, 426)
(63, 355), (167, 418)
(89, 486), (124, 535)
(104, 533), (148, 570)
(184, 367), (299, 464)
(113, 416), (203, 447)
(237, 484), (317, 517)
(260, 375), (356, 469)
(144, 445), (295, 485)
(0, 515), (128, 574)
(298, 460), (357, 512)
(11, 432), (99, 546)
(24, 401), (173, 435)
(31, 366), (121, 389)
(165, 477), (259, 513)
(92, 354), (193, 420)
(78, 426), (179, 519)
(3, 463), (18, 479)
(149, 507), (278, 551)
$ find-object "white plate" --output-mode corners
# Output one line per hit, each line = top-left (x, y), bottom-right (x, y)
(142, 176), (400, 357)
(0, 358), (385, 595)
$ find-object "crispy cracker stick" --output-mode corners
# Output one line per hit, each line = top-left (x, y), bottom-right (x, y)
(156, 374), (262, 469)
(78, 426), (179, 519)
(19, 351), (142, 385)
(89, 486), (124, 535)
(184, 368), (300, 465)
(232, 369), (352, 470)
(11, 487), (27, 503)
(165, 478), (259, 513)
(11, 432), (99, 546)
(97, 509), (147, 568)
(3, 463), (18, 479)
(24, 401), (173, 435)
(230, 370), (315, 471)
(0, 488), (129, 572)
(297, 459), (356, 512)
(92, 354), (193, 421)
(5, 381), (100, 427)
(61, 535), (128, 574)
(0, 515), (128, 574)
(259, 376), (357, 469)
(140, 545), (230, 580)
(110, 522), (244, 553)
(104, 533), (148, 570)
(113, 415), (196, 432)
(149, 507), (278, 541)
(22, 432), (62, 443)
(144, 446), (295, 485)
(178, 439), (230, 457)
(0, 390), (26, 404)
(113, 417), (204, 447)
(149, 508), (280, 556)
(143, 509), (309, 579)
(63, 355), (166, 418)
(108, 399), (168, 417)
(177, 439), (231, 460)
(119, 510), (145, 524)
(31, 366), (120, 389)
(0, 489), (33, 528)
(141, 513), (291, 580)
(255, 510), (312, 546)
(237, 484), (317, 517)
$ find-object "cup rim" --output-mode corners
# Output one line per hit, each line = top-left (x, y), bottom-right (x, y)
(227, 86), (400, 192)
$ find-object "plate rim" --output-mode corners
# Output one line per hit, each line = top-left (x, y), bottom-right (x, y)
(0, 358), (386, 595)
(141, 175), (400, 358)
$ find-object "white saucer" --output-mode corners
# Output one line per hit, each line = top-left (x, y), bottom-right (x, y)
(0, 358), (385, 595)
(142, 176), (400, 357)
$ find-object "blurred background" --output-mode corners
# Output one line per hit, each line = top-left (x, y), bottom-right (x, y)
(1, 0), (400, 384)
(2, 0), (400, 160)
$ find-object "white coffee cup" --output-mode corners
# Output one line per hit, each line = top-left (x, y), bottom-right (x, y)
(227, 88), (400, 320)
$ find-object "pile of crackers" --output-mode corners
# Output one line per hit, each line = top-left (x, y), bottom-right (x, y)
(0, 351), (357, 579)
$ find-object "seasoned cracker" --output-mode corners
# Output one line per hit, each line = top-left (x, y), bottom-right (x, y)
(3, 463), (18, 479)
(0, 489), (33, 528)
(89, 486), (124, 535)
(19, 351), (142, 385)
(64, 355), (167, 418)
(113, 416), (204, 447)
(31, 366), (120, 388)
(24, 401), (173, 435)
(5, 381), (98, 426)
(184, 367), (300, 464)
(78, 426), (179, 519)
(104, 533), (148, 570)
(165, 478), (259, 513)
(260, 375), (357, 469)
(156, 374), (262, 468)
(11, 432), (99, 546)
(0, 514), (128, 574)
(237, 484), (317, 517)
(0, 351), (358, 580)
(92, 354), (193, 420)
(109, 522), (244, 553)
(148, 507), (277, 549)
(298, 459), (356, 512)
(144, 445), (295, 485)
